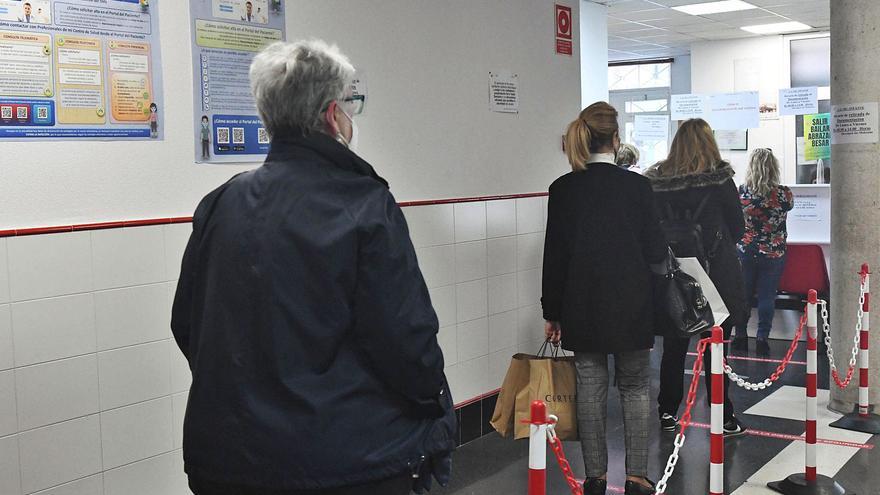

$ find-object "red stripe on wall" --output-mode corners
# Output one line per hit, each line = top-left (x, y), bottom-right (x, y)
(0, 193), (548, 238)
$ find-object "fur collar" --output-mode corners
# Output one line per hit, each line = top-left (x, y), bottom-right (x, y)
(644, 162), (735, 192)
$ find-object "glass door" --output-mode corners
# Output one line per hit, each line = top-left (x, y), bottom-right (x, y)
(609, 88), (672, 171)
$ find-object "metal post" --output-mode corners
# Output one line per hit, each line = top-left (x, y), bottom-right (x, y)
(710, 327), (724, 495)
(528, 401), (547, 495)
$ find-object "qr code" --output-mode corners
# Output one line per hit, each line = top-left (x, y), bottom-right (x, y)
(217, 127), (230, 144)
(232, 127), (245, 144)
(16, 106), (27, 119)
(36, 107), (48, 120)
(257, 128), (269, 144)
(1, 106), (11, 119)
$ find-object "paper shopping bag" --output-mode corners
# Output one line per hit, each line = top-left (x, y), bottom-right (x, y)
(489, 353), (531, 438)
(513, 355), (579, 440)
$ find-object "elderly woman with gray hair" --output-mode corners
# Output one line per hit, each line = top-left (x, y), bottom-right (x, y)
(172, 40), (455, 495)
(616, 143), (641, 173)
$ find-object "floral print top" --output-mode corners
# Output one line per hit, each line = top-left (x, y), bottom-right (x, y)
(738, 184), (794, 258)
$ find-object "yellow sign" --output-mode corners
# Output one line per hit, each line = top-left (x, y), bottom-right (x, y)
(804, 113), (831, 161)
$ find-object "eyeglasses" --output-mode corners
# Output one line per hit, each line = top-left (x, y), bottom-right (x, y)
(340, 95), (365, 116)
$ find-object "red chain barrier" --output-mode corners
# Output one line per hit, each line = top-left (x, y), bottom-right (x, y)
(679, 338), (709, 436)
(831, 359), (858, 389)
(547, 431), (584, 495)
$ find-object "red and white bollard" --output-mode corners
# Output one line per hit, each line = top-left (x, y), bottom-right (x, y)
(769, 290), (848, 495)
(831, 264), (880, 434)
(710, 327), (724, 495)
(528, 400), (548, 495)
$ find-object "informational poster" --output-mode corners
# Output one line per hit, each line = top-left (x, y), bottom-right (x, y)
(787, 185), (831, 245)
(190, 0), (285, 163)
(803, 113), (831, 161)
(714, 129), (748, 151)
(780, 87), (818, 116)
(832, 102), (879, 145)
(489, 70), (518, 114)
(707, 91), (760, 130)
(634, 114), (668, 142)
(670, 94), (707, 121)
(0, 0), (164, 140)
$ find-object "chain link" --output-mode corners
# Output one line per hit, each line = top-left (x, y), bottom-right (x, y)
(655, 338), (709, 494)
(820, 278), (865, 389)
(546, 422), (584, 495)
(723, 313), (806, 390)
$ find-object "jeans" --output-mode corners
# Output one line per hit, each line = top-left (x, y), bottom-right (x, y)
(575, 350), (650, 478)
(657, 320), (735, 422)
(736, 250), (787, 340)
(188, 475), (412, 495)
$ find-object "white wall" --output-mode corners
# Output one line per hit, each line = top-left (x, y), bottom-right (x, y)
(580, 0), (609, 107)
(671, 55), (691, 96)
(0, 0), (586, 230)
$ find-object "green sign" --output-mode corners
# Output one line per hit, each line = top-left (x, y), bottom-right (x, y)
(804, 113), (831, 161)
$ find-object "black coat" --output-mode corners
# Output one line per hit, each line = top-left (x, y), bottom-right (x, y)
(171, 133), (455, 490)
(644, 163), (749, 330)
(542, 163), (668, 354)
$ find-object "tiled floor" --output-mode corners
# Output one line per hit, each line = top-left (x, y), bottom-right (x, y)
(437, 315), (879, 495)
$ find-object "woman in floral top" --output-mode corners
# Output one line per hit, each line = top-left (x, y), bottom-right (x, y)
(734, 148), (794, 355)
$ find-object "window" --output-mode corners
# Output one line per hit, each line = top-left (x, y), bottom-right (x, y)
(608, 63), (671, 91)
(609, 61), (673, 169)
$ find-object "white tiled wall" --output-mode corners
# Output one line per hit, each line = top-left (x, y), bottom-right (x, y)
(0, 196), (548, 493)
(0, 224), (191, 495)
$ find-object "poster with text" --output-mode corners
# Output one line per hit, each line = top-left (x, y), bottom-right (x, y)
(190, 0), (284, 163)
(0, 0), (164, 140)
(707, 92), (759, 131)
(803, 113), (831, 161)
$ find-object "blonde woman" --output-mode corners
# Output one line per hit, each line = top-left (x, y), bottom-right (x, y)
(734, 148), (794, 355)
(645, 118), (748, 437)
(543, 102), (667, 495)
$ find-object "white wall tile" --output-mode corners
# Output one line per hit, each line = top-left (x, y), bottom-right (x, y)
(487, 237), (516, 277)
(516, 233), (544, 271)
(101, 398), (173, 470)
(12, 294), (96, 367)
(516, 197), (545, 234)
(164, 224), (192, 282)
(19, 415), (102, 494)
(95, 284), (171, 352)
(489, 346), (518, 391)
(0, 305), (13, 371)
(428, 286), (456, 329)
(0, 434), (21, 495)
(415, 245), (455, 289)
(453, 202), (487, 242)
(169, 341), (191, 393)
(488, 274), (518, 316)
(454, 241), (487, 283)
(104, 451), (187, 495)
(98, 341), (171, 411)
(0, 371), (18, 437)
(437, 325), (457, 367)
(32, 475), (103, 495)
(489, 310), (518, 353)
(16, 355), (99, 431)
(403, 205), (454, 248)
(446, 356), (489, 404)
(455, 279), (488, 323)
(0, 239), (10, 304)
(91, 227), (166, 291)
(171, 393), (187, 450)
(541, 196), (549, 227)
(517, 305), (544, 345)
(7, 232), (92, 302)
(456, 318), (488, 362)
(517, 268), (542, 307)
(486, 200), (516, 238)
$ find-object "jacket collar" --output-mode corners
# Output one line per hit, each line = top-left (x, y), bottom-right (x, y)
(643, 161), (735, 192)
(267, 132), (389, 188)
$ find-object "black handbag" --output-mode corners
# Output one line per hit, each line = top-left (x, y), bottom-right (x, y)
(656, 248), (715, 338)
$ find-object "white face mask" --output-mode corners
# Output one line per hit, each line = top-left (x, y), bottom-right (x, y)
(337, 109), (359, 153)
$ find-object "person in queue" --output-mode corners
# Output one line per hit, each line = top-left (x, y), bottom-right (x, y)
(734, 148), (794, 355)
(645, 118), (749, 437)
(542, 102), (667, 495)
(616, 143), (641, 173)
(172, 40), (455, 495)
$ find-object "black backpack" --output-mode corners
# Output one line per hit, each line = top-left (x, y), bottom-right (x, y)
(659, 194), (723, 274)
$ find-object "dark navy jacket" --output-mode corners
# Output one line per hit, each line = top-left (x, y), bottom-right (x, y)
(171, 133), (455, 490)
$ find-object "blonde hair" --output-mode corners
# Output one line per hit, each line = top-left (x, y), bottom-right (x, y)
(655, 119), (722, 176)
(564, 102), (619, 171)
(616, 143), (639, 167)
(745, 148), (780, 197)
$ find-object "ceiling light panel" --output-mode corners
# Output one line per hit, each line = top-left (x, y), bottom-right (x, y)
(673, 0), (758, 16)
(741, 21), (813, 34)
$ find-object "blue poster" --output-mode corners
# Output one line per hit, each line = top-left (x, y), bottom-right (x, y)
(190, 0), (285, 163)
(0, 0), (164, 140)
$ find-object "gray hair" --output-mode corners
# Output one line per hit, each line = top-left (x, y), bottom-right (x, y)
(616, 143), (639, 167)
(249, 40), (355, 138)
(745, 148), (780, 197)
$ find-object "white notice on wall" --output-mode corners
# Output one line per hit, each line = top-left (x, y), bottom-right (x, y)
(707, 91), (760, 130)
(832, 102), (879, 144)
(634, 114), (669, 142)
(671, 94), (707, 121)
(779, 87), (818, 116)
(787, 185), (830, 244)
(489, 71), (519, 114)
